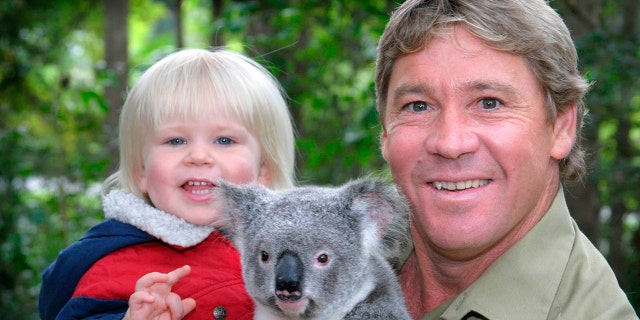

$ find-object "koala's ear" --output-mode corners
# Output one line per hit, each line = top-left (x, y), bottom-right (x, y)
(215, 180), (268, 238)
(343, 177), (411, 264)
(343, 178), (401, 233)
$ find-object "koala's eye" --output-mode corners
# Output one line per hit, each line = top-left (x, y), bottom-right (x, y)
(260, 251), (270, 263)
(316, 253), (329, 265)
(313, 251), (332, 268)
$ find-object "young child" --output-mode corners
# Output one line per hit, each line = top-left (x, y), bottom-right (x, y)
(38, 48), (296, 319)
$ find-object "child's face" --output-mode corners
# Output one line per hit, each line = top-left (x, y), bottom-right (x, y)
(135, 115), (270, 225)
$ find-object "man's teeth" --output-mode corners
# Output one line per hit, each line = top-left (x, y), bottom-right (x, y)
(433, 180), (490, 191)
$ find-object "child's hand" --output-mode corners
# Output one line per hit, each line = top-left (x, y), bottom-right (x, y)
(123, 265), (196, 320)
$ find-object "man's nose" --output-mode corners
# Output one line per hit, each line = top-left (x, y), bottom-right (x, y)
(424, 107), (479, 159)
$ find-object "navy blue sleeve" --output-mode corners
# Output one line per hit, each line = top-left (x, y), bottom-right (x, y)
(39, 219), (154, 320)
(56, 297), (128, 320)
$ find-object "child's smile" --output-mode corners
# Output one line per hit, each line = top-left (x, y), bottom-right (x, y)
(182, 180), (215, 195)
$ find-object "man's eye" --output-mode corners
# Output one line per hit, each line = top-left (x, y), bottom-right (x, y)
(167, 138), (185, 145)
(405, 101), (430, 112)
(216, 137), (234, 145)
(480, 98), (501, 110)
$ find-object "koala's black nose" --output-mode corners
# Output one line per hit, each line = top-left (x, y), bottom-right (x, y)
(275, 251), (303, 302)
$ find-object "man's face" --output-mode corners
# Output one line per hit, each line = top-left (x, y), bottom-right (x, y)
(381, 27), (576, 260)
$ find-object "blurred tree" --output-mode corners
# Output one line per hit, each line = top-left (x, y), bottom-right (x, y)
(556, 0), (640, 301)
(211, 0), (395, 184)
(210, 0), (224, 46)
(104, 0), (129, 170)
(0, 1), (103, 318)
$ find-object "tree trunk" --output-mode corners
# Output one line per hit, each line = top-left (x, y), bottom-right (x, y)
(211, 0), (224, 47)
(565, 178), (600, 244)
(607, 0), (638, 290)
(556, 0), (601, 245)
(104, 0), (129, 172)
(172, 0), (183, 48)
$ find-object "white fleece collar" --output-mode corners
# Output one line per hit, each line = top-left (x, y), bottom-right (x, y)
(103, 190), (215, 248)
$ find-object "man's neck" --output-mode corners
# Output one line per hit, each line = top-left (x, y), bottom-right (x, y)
(399, 245), (494, 318)
(399, 180), (561, 318)
(400, 196), (556, 317)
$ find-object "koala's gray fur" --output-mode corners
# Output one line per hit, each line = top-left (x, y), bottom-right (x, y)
(217, 177), (412, 320)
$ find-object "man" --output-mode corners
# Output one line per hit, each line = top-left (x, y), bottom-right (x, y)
(375, 0), (638, 319)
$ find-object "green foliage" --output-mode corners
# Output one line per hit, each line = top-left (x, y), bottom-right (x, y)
(211, 0), (393, 183)
(563, 0), (640, 308)
(0, 0), (105, 317)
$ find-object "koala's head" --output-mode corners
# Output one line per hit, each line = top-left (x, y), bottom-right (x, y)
(216, 177), (409, 319)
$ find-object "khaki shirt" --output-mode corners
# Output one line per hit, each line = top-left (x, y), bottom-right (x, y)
(422, 188), (638, 320)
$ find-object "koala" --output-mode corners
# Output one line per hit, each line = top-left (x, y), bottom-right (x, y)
(216, 177), (412, 320)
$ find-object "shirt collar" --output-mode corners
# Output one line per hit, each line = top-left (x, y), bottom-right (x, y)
(439, 187), (574, 320)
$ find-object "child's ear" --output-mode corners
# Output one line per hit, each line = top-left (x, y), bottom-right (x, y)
(134, 165), (148, 193)
(551, 103), (577, 160)
(257, 162), (271, 186)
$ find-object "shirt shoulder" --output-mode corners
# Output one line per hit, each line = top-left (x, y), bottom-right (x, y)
(427, 189), (637, 320)
(550, 219), (638, 319)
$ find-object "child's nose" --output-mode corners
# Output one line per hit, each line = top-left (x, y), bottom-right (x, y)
(185, 144), (214, 166)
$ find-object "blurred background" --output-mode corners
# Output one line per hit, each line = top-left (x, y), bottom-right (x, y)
(0, 0), (638, 318)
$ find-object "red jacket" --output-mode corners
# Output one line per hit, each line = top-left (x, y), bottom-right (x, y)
(39, 190), (254, 319)
(74, 231), (253, 319)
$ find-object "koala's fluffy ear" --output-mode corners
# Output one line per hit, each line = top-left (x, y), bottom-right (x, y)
(342, 177), (411, 264)
(215, 180), (269, 241)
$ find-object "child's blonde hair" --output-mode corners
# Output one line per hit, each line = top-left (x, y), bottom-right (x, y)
(103, 48), (296, 199)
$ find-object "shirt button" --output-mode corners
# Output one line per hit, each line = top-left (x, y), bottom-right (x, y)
(213, 306), (227, 319)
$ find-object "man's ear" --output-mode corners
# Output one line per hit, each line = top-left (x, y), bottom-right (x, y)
(551, 103), (578, 160)
(380, 130), (390, 162)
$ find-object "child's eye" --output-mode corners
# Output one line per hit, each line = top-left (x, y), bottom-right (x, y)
(403, 101), (431, 113)
(479, 98), (502, 110)
(167, 138), (186, 145)
(216, 137), (235, 145)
